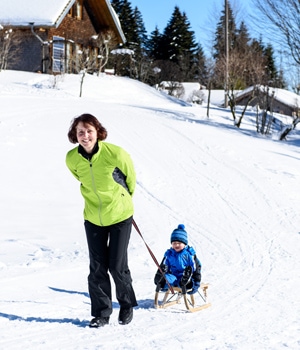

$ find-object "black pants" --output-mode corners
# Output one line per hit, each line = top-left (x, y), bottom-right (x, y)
(84, 216), (137, 318)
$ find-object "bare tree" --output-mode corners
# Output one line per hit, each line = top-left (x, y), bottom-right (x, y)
(215, 49), (265, 127)
(252, 0), (300, 65)
(187, 89), (205, 104)
(254, 85), (275, 134)
(204, 58), (215, 118)
(70, 48), (97, 97)
(277, 97), (300, 140)
(279, 116), (300, 140)
(156, 80), (185, 99)
(133, 53), (154, 84)
(91, 30), (118, 76)
(167, 81), (185, 99)
(0, 27), (21, 71)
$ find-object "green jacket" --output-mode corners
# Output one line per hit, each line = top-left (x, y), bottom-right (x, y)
(66, 141), (135, 226)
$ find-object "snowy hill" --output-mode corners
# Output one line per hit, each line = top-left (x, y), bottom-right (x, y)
(0, 70), (300, 349)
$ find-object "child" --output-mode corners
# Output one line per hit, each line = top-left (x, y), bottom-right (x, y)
(154, 224), (201, 294)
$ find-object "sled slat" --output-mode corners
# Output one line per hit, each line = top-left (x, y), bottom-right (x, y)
(154, 284), (211, 312)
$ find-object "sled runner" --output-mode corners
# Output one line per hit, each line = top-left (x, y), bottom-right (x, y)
(154, 282), (211, 313)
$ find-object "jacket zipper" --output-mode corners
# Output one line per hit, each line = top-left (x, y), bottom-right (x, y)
(89, 160), (103, 226)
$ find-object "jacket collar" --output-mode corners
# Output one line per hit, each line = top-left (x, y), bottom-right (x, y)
(78, 141), (99, 160)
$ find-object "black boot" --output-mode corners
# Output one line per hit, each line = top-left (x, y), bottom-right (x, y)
(118, 307), (133, 325)
(89, 316), (109, 328)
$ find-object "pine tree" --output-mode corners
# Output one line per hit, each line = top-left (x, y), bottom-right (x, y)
(236, 21), (250, 54)
(119, 0), (138, 48)
(162, 7), (197, 62)
(263, 44), (279, 86)
(132, 6), (154, 82)
(194, 44), (209, 84)
(133, 7), (147, 49)
(158, 6), (198, 81)
(213, 1), (237, 60)
(111, 0), (148, 79)
(111, 1), (206, 84)
(110, 0), (124, 15)
(147, 27), (164, 60)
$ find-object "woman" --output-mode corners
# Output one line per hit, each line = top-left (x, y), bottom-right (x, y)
(66, 113), (137, 328)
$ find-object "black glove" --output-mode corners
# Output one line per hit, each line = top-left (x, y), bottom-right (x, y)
(160, 263), (168, 273)
(154, 263), (168, 285)
(180, 266), (192, 287)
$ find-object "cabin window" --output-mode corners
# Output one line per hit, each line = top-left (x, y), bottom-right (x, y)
(68, 6), (73, 17)
(52, 36), (65, 73)
(65, 41), (73, 73)
(68, 1), (82, 19)
(76, 3), (83, 19)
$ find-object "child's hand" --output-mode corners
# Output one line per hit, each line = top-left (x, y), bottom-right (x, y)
(154, 263), (168, 285)
(180, 266), (192, 286)
(160, 263), (168, 273)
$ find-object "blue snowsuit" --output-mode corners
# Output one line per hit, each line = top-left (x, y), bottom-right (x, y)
(154, 245), (202, 294)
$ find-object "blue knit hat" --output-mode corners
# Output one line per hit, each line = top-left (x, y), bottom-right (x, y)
(171, 224), (188, 245)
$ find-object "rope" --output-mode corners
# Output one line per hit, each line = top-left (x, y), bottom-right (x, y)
(132, 219), (174, 294)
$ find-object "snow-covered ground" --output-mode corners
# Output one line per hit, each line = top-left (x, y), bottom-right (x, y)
(0, 70), (300, 349)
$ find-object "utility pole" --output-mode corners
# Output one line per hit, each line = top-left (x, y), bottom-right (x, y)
(224, 0), (229, 108)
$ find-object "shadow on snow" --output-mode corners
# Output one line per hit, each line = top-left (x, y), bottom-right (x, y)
(0, 312), (88, 328)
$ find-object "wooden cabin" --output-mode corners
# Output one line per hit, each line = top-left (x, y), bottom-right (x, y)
(0, 0), (125, 74)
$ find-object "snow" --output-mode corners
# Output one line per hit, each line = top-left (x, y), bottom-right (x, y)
(0, 0), (74, 26)
(0, 70), (300, 349)
(157, 82), (225, 106)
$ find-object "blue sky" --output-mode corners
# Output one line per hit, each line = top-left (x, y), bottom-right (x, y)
(129, 0), (254, 50)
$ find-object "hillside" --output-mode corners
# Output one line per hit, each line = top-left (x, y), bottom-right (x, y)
(0, 71), (300, 349)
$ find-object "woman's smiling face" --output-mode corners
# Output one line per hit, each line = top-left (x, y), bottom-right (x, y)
(76, 121), (98, 153)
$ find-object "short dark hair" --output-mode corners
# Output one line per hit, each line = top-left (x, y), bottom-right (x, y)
(68, 114), (108, 144)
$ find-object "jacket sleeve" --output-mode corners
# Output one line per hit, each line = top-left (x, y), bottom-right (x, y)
(192, 254), (202, 284)
(65, 150), (80, 181)
(117, 148), (136, 196)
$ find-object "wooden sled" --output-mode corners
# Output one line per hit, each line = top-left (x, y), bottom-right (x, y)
(154, 283), (211, 313)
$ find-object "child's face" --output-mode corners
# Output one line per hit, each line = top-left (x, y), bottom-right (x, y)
(171, 241), (186, 252)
